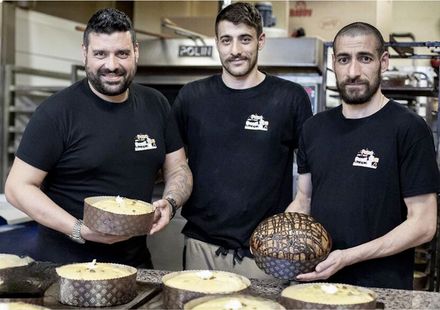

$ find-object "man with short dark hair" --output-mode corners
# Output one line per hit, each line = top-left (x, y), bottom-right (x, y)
(173, 2), (312, 278)
(5, 8), (192, 268)
(287, 22), (439, 289)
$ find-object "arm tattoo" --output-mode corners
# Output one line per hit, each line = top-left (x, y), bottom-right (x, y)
(162, 163), (193, 208)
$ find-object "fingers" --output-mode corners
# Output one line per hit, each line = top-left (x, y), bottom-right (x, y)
(149, 199), (171, 235)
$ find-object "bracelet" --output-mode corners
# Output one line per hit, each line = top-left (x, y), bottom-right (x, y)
(68, 219), (86, 244)
(165, 197), (178, 220)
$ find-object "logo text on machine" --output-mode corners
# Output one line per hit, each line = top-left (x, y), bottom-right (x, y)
(178, 45), (213, 57)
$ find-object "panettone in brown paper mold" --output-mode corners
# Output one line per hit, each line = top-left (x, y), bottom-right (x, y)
(184, 294), (286, 310)
(0, 302), (50, 310)
(250, 212), (332, 280)
(84, 196), (155, 236)
(0, 254), (58, 303)
(280, 283), (377, 309)
(162, 270), (250, 309)
(55, 260), (137, 307)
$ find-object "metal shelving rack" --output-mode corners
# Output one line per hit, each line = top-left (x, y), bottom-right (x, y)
(321, 40), (440, 292)
(1, 65), (71, 186)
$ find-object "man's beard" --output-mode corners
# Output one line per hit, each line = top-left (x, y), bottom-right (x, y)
(221, 51), (258, 78)
(86, 63), (136, 97)
(337, 70), (381, 105)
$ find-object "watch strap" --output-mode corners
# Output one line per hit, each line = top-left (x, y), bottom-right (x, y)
(69, 218), (86, 244)
(165, 197), (178, 220)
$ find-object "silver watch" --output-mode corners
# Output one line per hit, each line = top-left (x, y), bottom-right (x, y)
(69, 219), (85, 244)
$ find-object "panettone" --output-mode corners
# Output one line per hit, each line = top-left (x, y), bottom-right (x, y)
(55, 260), (137, 307)
(162, 270), (250, 309)
(250, 212), (331, 279)
(184, 294), (285, 310)
(83, 196), (155, 236)
(280, 283), (377, 309)
(0, 254), (33, 270)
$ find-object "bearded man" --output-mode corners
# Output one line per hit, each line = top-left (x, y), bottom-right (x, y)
(286, 22), (439, 289)
(172, 2), (312, 279)
(5, 8), (192, 267)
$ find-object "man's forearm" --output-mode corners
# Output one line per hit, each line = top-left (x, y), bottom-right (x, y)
(162, 162), (193, 207)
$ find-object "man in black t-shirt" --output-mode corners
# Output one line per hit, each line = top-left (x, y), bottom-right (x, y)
(4, 8), (192, 267)
(173, 2), (312, 279)
(286, 22), (439, 289)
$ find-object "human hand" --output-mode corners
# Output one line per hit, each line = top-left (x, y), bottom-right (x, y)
(81, 225), (131, 244)
(149, 199), (172, 235)
(295, 250), (347, 281)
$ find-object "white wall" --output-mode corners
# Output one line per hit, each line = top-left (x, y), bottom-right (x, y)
(15, 8), (84, 86)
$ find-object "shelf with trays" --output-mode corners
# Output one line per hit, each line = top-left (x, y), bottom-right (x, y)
(1, 65), (73, 186)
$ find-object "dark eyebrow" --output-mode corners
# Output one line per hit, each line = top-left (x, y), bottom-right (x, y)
(357, 51), (375, 58)
(219, 35), (232, 40)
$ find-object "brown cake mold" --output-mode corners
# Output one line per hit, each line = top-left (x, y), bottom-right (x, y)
(162, 270), (251, 309)
(56, 261), (137, 307)
(184, 294), (286, 310)
(83, 196), (155, 236)
(279, 283), (377, 309)
(0, 254), (58, 304)
(250, 212), (332, 280)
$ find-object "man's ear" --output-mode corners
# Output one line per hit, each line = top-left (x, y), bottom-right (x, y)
(258, 32), (266, 50)
(380, 51), (389, 73)
(82, 44), (87, 65)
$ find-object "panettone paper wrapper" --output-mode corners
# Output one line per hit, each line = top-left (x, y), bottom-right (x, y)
(0, 260), (59, 298)
(161, 270), (251, 309)
(183, 294), (286, 310)
(253, 252), (328, 280)
(57, 263), (137, 307)
(84, 196), (155, 236)
(279, 283), (377, 309)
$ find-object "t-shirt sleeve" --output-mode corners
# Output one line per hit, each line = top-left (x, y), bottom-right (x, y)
(296, 129), (310, 174)
(16, 106), (64, 172)
(161, 95), (184, 154)
(291, 85), (313, 149)
(171, 87), (188, 145)
(400, 122), (440, 197)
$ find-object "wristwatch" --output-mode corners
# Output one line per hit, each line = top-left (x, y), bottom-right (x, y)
(165, 197), (178, 220)
(69, 219), (86, 244)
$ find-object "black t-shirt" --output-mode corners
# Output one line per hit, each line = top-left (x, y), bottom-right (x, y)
(16, 79), (183, 267)
(173, 74), (312, 253)
(297, 100), (439, 289)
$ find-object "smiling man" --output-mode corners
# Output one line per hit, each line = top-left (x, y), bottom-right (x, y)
(5, 8), (192, 267)
(286, 22), (439, 289)
(172, 2), (312, 279)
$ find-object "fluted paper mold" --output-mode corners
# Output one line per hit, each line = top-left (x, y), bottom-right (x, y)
(279, 283), (377, 309)
(56, 262), (137, 307)
(162, 271), (251, 309)
(84, 196), (155, 236)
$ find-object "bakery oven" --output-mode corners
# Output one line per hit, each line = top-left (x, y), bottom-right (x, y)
(135, 37), (325, 113)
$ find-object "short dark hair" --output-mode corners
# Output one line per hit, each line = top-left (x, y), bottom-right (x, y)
(333, 22), (386, 56)
(83, 8), (136, 47)
(215, 2), (263, 37)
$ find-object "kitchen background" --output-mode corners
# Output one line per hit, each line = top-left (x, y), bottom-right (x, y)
(0, 0), (439, 290)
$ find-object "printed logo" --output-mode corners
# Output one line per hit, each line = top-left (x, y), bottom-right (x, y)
(244, 114), (269, 131)
(352, 149), (379, 169)
(134, 134), (157, 151)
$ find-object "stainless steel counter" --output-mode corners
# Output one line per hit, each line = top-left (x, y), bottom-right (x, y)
(136, 269), (440, 309)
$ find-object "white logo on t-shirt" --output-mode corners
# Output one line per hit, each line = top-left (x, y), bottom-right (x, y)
(352, 149), (379, 169)
(134, 134), (157, 151)
(244, 114), (269, 131)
